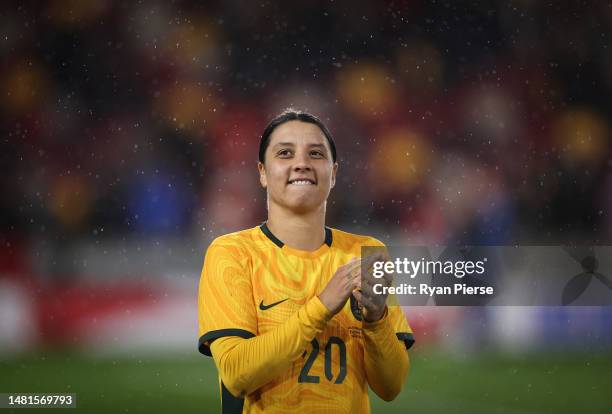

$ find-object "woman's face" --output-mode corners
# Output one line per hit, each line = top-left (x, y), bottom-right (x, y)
(258, 120), (338, 214)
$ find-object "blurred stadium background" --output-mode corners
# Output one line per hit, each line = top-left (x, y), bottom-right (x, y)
(1, 1), (612, 413)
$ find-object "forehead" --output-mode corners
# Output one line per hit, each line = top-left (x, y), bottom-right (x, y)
(268, 120), (329, 149)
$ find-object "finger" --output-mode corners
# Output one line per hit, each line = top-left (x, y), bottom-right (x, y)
(361, 273), (386, 290)
(342, 257), (362, 276)
(360, 277), (375, 293)
(361, 252), (385, 272)
(362, 254), (388, 283)
(349, 260), (365, 279)
(346, 264), (362, 287)
(339, 259), (360, 284)
(357, 292), (382, 311)
(354, 288), (379, 307)
(346, 253), (384, 281)
(351, 272), (361, 290)
(360, 283), (387, 303)
(382, 271), (393, 287)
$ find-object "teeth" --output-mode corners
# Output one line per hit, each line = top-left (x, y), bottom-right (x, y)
(290, 180), (313, 185)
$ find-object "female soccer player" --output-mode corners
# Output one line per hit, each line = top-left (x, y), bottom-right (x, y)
(198, 109), (414, 413)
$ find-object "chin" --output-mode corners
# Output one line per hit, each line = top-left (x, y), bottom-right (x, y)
(283, 196), (325, 214)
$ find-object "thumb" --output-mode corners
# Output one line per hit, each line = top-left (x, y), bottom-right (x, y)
(352, 289), (363, 305)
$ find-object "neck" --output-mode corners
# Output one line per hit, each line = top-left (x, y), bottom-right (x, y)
(266, 203), (327, 251)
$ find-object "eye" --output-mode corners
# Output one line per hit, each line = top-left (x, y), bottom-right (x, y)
(277, 149), (293, 157)
(310, 150), (325, 158)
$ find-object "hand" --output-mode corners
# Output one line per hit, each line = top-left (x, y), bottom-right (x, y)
(318, 257), (361, 316)
(318, 253), (387, 317)
(353, 252), (392, 322)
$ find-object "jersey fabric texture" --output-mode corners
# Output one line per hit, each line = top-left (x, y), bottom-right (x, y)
(198, 223), (414, 413)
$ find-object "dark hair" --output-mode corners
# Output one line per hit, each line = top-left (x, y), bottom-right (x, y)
(258, 109), (337, 163)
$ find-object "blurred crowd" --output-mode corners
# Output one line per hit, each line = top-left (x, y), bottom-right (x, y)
(2, 0), (612, 271)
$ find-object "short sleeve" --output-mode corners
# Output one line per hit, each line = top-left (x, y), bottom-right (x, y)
(388, 306), (415, 350)
(198, 239), (257, 356)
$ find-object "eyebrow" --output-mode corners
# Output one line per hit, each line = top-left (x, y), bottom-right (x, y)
(308, 144), (327, 150)
(272, 142), (327, 150)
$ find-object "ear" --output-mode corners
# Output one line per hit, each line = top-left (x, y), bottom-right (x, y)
(330, 162), (338, 189)
(257, 161), (267, 188)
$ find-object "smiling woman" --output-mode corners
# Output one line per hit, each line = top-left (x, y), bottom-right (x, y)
(258, 118), (338, 238)
(197, 109), (415, 414)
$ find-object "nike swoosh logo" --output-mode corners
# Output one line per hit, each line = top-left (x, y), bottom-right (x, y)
(259, 298), (289, 311)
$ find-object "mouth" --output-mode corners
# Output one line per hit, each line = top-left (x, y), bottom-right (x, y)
(287, 178), (316, 186)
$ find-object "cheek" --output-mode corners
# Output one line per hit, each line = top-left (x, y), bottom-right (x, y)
(267, 165), (287, 188)
(320, 168), (333, 185)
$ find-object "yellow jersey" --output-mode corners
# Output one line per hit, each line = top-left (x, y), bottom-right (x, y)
(198, 223), (414, 413)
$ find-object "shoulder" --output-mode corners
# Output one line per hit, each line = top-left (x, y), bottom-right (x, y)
(206, 226), (263, 258)
(210, 226), (260, 246)
(328, 227), (386, 253)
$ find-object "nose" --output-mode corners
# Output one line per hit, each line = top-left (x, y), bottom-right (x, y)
(293, 150), (312, 171)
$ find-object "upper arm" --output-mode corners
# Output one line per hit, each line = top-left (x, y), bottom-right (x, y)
(198, 240), (257, 356)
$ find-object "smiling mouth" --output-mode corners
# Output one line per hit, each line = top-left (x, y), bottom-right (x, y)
(288, 179), (316, 186)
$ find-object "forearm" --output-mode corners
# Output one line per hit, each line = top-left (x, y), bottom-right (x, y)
(210, 296), (331, 397)
(363, 309), (410, 401)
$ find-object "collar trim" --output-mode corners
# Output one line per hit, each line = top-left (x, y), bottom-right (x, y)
(259, 222), (333, 248)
